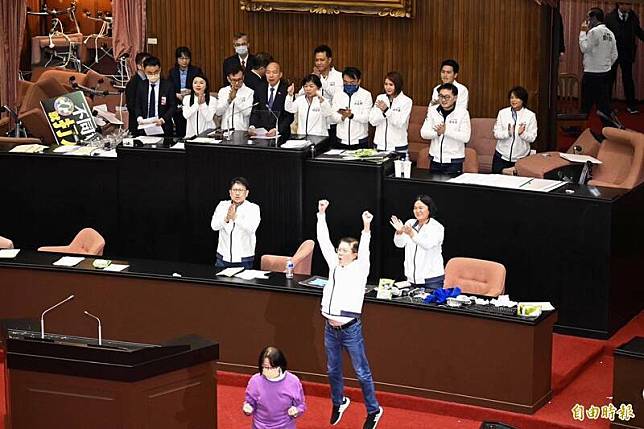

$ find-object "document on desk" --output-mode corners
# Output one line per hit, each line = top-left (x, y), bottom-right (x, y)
(234, 270), (270, 280)
(324, 149), (345, 155)
(103, 263), (129, 272)
(281, 140), (311, 149)
(93, 104), (124, 125)
(559, 153), (602, 164)
(0, 249), (20, 258)
(216, 267), (245, 277)
(250, 128), (280, 139)
(52, 256), (85, 267)
(64, 146), (97, 156)
(138, 118), (164, 136)
(9, 144), (48, 153)
(170, 142), (185, 150)
(190, 137), (221, 144)
(53, 145), (80, 153)
(137, 136), (164, 145)
(449, 173), (565, 192)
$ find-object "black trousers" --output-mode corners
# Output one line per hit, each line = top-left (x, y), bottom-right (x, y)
(581, 71), (612, 117)
(491, 151), (516, 174)
(609, 58), (637, 107)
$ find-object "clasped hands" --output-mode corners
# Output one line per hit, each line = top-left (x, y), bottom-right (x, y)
(225, 203), (237, 222)
(390, 215), (415, 237)
(242, 402), (299, 418)
(507, 123), (526, 136)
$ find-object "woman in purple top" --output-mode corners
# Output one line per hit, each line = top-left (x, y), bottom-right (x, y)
(243, 346), (306, 429)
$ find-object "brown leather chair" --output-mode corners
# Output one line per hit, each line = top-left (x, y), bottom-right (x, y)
(38, 228), (105, 256)
(17, 76), (69, 145)
(417, 146), (479, 173)
(557, 73), (588, 137)
(260, 240), (315, 275)
(444, 257), (506, 297)
(0, 236), (14, 249)
(588, 128), (644, 189)
(469, 118), (497, 173)
(565, 128), (600, 157)
(407, 105), (428, 162)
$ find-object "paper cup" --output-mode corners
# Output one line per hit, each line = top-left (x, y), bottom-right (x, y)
(394, 160), (403, 177)
(402, 160), (412, 178)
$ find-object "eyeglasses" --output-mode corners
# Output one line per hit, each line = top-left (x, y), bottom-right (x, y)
(233, 42), (248, 47)
(438, 94), (453, 100)
(336, 247), (354, 254)
(178, 56), (190, 60)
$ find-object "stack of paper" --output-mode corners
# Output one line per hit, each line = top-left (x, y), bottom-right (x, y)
(449, 173), (565, 192)
(103, 263), (129, 272)
(216, 267), (245, 277)
(137, 117), (164, 136)
(9, 144), (48, 153)
(559, 153), (602, 164)
(234, 270), (270, 280)
(64, 146), (97, 156)
(52, 256), (85, 267)
(190, 137), (221, 144)
(281, 140), (310, 149)
(0, 249), (20, 258)
(53, 145), (80, 153)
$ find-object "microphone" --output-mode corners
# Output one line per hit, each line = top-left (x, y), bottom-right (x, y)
(265, 103), (280, 136)
(222, 102), (259, 136)
(83, 310), (102, 345)
(41, 294), (75, 339)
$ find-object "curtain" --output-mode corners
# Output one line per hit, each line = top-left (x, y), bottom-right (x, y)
(559, 0), (644, 100)
(0, 0), (27, 111)
(113, 0), (147, 73)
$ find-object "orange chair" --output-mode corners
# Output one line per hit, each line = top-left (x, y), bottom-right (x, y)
(407, 105), (429, 162)
(468, 118), (497, 173)
(444, 257), (506, 297)
(17, 76), (69, 145)
(417, 146), (479, 173)
(588, 128), (644, 189)
(38, 228), (105, 256)
(0, 236), (14, 249)
(260, 240), (315, 275)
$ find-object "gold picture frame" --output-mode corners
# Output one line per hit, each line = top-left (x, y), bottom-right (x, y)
(240, 0), (414, 18)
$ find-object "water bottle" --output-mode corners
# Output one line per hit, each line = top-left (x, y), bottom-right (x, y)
(285, 258), (294, 279)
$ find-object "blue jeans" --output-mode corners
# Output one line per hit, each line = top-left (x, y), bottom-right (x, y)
(215, 253), (254, 269)
(430, 157), (464, 174)
(324, 319), (380, 414)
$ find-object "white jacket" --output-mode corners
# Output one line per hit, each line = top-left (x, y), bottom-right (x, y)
(317, 213), (369, 324)
(420, 105), (471, 163)
(431, 81), (469, 110)
(211, 200), (261, 262)
(493, 107), (538, 162)
(285, 94), (334, 137)
(182, 97), (217, 138)
(394, 218), (444, 284)
(369, 92), (413, 151)
(216, 84), (255, 131)
(579, 25), (618, 73)
(331, 87), (373, 145)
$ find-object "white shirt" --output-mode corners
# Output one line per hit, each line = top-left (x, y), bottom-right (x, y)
(317, 213), (369, 324)
(319, 67), (344, 104)
(420, 105), (471, 163)
(285, 94), (333, 137)
(493, 106), (538, 162)
(579, 24), (618, 73)
(146, 82), (160, 119)
(266, 84), (280, 105)
(393, 218), (444, 284)
(431, 80), (469, 110)
(182, 96), (217, 138)
(331, 87), (373, 145)
(210, 200), (261, 263)
(216, 84), (255, 131)
(368, 91), (413, 151)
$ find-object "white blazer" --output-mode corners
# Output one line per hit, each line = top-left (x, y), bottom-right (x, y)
(216, 84), (255, 131)
(493, 106), (538, 162)
(393, 218), (445, 284)
(420, 105), (471, 163)
(331, 87), (373, 145)
(182, 96), (217, 138)
(285, 94), (333, 137)
(369, 92), (413, 151)
(210, 200), (261, 263)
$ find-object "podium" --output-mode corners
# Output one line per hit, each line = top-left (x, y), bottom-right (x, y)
(4, 327), (219, 429)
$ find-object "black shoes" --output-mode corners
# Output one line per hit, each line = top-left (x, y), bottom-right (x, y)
(363, 406), (384, 429)
(330, 396), (351, 425)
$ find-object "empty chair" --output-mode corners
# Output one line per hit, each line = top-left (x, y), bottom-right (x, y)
(443, 257), (506, 297)
(260, 240), (315, 275)
(38, 228), (105, 256)
(557, 73), (588, 137)
(587, 127), (644, 190)
(0, 236), (14, 249)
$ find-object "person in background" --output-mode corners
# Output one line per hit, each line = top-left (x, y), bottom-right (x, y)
(606, 2), (643, 114)
(210, 177), (260, 269)
(168, 47), (203, 138)
(222, 32), (255, 87)
(182, 74), (217, 138)
(134, 56), (176, 137)
(248, 61), (293, 138)
(125, 51), (150, 135)
(285, 74), (333, 137)
(420, 83), (471, 174)
(390, 195), (444, 290)
(217, 64), (255, 132)
(330, 67), (373, 149)
(492, 86), (538, 173)
(369, 71), (413, 154)
(245, 51), (273, 91)
(316, 199), (384, 429)
(242, 346), (306, 429)
(429, 59), (469, 110)
(309, 45), (344, 142)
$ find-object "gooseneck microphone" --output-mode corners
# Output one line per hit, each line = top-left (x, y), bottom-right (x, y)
(40, 294), (75, 339)
(83, 310), (102, 345)
(265, 104), (280, 136)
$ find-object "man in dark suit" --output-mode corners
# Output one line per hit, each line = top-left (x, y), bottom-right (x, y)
(244, 51), (272, 92)
(125, 51), (150, 135)
(168, 46), (203, 137)
(134, 56), (176, 137)
(606, 2), (643, 114)
(248, 61), (293, 138)
(222, 32), (255, 88)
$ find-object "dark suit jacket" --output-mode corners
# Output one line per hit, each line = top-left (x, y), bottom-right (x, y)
(222, 53), (255, 87)
(134, 78), (176, 136)
(125, 74), (146, 133)
(249, 81), (293, 138)
(168, 65), (203, 94)
(605, 9), (643, 62)
(244, 69), (265, 92)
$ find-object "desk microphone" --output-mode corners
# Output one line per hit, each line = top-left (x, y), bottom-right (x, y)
(83, 310), (102, 345)
(222, 102), (259, 136)
(40, 294), (74, 339)
(265, 103), (280, 136)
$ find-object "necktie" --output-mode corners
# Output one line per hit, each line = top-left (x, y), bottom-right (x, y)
(268, 87), (275, 110)
(148, 84), (156, 118)
(241, 59), (246, 69)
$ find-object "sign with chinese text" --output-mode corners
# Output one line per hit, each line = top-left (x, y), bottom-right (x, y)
(41, 91), (101, 145)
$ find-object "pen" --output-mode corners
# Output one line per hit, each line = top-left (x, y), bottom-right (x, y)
(519, 178), (534, 188)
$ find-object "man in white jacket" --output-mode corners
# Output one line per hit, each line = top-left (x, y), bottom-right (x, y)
(429, 59), (469, 110)
(216, 64), (255, 131)
(210, 177), (261, 269)
(330, 67), (373, 149)
(316, 200), (383, 429)
(420, 83), (471, 174)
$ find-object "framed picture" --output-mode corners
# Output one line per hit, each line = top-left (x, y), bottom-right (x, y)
(240, 0), (414, 18)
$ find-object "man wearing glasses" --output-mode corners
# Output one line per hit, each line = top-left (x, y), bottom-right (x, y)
(210, 177), (261, 269)
(222, 32), (256, 88)
(217, 64), (255, 132)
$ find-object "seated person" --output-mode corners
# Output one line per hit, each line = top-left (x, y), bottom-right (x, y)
(169, 46), (203, 137)
(430, 59), (469, 110)
(248, 61), (293, 138)
(369, 71), (413, 154)
(492, 86), (538, 173)
(134, 56), (176, 137)
(210, 177), (261, 269)
(216, 64), (255, 132)
(420, 83), (471, 174)
(182, 75), (217, 138)
(285, 74), (333, 137)
(330, 67), (373, 149)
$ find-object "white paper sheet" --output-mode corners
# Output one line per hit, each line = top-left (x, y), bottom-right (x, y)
(216, 267), (245, 277)
(448, 173), (565, 192)
(234, 269), (270, 280)
(0, 249), (20, 258)
(281, 140), (310, 149)
(102, 263), (129, 272)
(52, 256), (85, 267)
(9, 144), (48, 153)
(559, 153), (602, 164)
(190, 137), (221, 144)
(170, 142), (185, 150)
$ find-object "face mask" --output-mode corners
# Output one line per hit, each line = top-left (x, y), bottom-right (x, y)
(147, 74), (160, 83)
(235, 45), (248, 56)
(343, 84), (358, 96)
(262, 367), (282, 380)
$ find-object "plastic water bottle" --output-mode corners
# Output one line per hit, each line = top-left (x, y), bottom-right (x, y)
(285, 258), (294, 279)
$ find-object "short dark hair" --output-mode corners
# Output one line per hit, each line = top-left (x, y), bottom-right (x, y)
(226, 63), (244, 78)
(301, 74), (322, 89)
(415, 194), (438, 219)
(339, 237), (359, 254)
(342, 67), (361, 81)
(441, 59), (460, 74)
(257, 346), (287, 373)
(230, 176), (249, 190)
(142, 56), (161, 69)
(233, 31), (248, 40)
(135, 51), (150, 65)
(588, 7), (604, 22)
(175, 46), (191, 59)
(508, 86), (529, 108)
(438, 82), (458, 96)
(314, 44), (333, 58)
(385, 71), (404, 95)
(249, 52), (273, 70)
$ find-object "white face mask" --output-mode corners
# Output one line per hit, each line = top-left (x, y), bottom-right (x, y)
(235, 45), (248, 56)
(147, 74), (160, 84)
